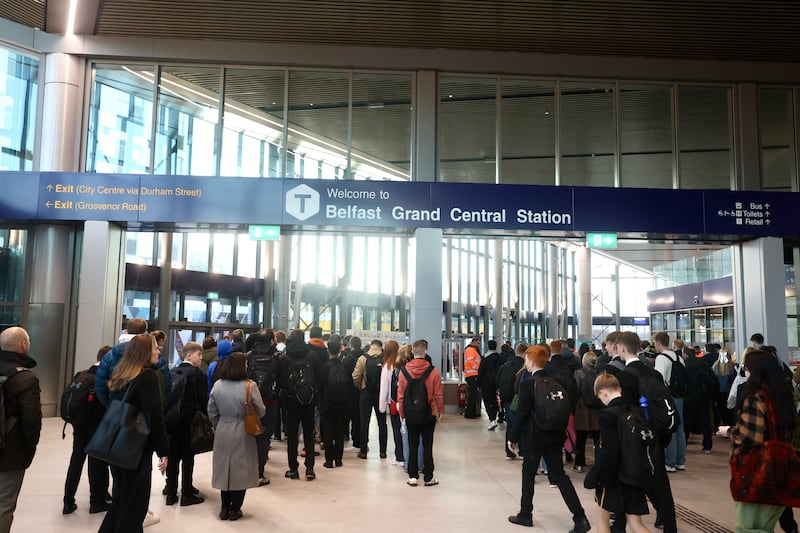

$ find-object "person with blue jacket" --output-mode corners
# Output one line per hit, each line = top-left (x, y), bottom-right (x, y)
(207, 339), (233, 394)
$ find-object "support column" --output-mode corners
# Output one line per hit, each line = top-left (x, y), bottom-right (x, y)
(736, 83), (761, 191)
(548, 244), (558, 339)
(493, 239), (504, 344)
(410, 228), (443, 373)
(157, 232), (172, 336)
(733, 237), (788, 360)
(577, 246), (592, 343)
(262, 241), (274, 329)
(273, 236), (292, 331)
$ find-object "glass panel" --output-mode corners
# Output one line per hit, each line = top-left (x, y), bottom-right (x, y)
(0, 229), (27, 303)
(171, 233), (184, 269)
(221, 68), (285, 178)
(317, 235), (334, 286)
(678, 86), (732, 189)
(123, 290), (152, 320)
(366, 236), (380, 292)
(186, 233), (210, 271)
(501, 79), (556, 185)
(439, 76), (496, 183)
(350, 236), (365, 291)
(759, 88), (796, 192)
(211, 233), (234, 275)
(620, 85), (673, 188)
(184, 294), (207, 322)
(126, 233), (154, 265)
(87, 64), (153, 174)
(237, 234), (257, 278)
(351, 72), (412, 181)
(299, 234), (317, 283)
(560, 82), (615, 187)
(0, 48), (38, 171)
(211, 297), (232, 323)
(287, 71), (348, 180)
(154, 66), (220, 176)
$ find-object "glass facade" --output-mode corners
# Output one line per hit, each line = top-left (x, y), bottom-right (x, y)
(0, 48), (38, 171)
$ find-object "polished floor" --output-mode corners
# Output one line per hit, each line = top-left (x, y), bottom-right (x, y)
(16, 415), (738, 532)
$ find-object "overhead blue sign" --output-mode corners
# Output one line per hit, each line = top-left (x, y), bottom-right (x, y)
(0, 172), (39, 220)
(702, 190), (796, 237)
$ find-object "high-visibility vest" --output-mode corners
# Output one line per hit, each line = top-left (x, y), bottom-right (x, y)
(464, 346), (480, 378)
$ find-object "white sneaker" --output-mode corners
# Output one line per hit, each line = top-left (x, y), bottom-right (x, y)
(407, 478), (418, 486)
(424, 478), (439, 486)
(665, 465), (677, 472)
(143, 511), (160, 528)
(487, 420), (498, 431)
(676, 464), (686, 471)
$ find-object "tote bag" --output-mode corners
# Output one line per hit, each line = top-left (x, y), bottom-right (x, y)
(85, 382), (150, 470)
(244, 381), (265, 436)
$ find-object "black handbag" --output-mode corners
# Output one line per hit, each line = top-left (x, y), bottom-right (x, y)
(190, 411), (214, 454)
(85, 383), (150, 470)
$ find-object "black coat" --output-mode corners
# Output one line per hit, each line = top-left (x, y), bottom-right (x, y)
(586, 396), (626, 488)
(508, 369), (565, 452)
(0, 350), (41, 470)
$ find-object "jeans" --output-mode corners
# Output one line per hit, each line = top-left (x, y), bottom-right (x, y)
(664, 396), (687, 467)
(401, 419), (424, 471)
(389, 412), (404, 462)
(503, 401), (516, 458)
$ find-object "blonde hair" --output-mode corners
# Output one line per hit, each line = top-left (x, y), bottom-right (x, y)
(109, 334), (155, 392)
(593, 372), (620, 396)
(397, 344), (413, 368)
(582, 351), (597, 367)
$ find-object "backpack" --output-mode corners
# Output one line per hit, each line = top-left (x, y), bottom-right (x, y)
(60, 369), (97, 428)
(546, 356), (578, 412)
(616, 406), (661, 488)
(628, 365), (681, 436)
(288, 356), (317, 405)
(401, 365), (434, 426)
(531, 374), (571, 432)
(326, 361), (350, 403)
(364, 353), (383, 394)
(496, 359), (522, 403)
(248, 352), (278, 402)
(0, 368), (25, 448)
(662, 352), (689, 398)
(579, 367), (603, 409)
(163, 367), (190, 432)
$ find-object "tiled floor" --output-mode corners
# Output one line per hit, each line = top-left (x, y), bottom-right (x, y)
(15, 416), (738, 532)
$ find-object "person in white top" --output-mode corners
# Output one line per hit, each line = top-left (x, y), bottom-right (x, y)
(378, 341), (404, 465)
(653, 332), (686, 472)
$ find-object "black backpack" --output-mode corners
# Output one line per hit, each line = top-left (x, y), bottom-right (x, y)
(0, 368), (25, 448)
(163, 367), (191, 432)
(496, 359), (522, 403)
(531, 374), (571, 432)
(364, 353), (383, 394)
(60, 369), (97, 428)
(662, 352), (690, 398)
(546, 356), (579, 412)
(326, 360), (350, 403)
(579, 367), (603, 409)
(248, 352), (278, 402)
(627, 364), (681, 436)
(289, 356), (317, 405)
(401, 365), (434, 425)
(617, 406), (662, 488)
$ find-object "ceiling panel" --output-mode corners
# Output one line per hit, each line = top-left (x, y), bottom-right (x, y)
(0, 0), (44, 30)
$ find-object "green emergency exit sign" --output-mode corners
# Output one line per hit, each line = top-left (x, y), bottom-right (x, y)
(586, 233), (618, 248)
(249, 225), (281, 241)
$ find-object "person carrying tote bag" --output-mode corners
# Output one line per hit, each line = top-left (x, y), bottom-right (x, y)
(730, 349), (800, 533)
(98, 334), (169, 533)
(208, 352), (266, 521)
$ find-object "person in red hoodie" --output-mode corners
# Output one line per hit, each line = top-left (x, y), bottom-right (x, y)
(397, 339), (444, 487)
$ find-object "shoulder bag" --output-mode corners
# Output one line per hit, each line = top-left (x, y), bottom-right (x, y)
(190, 411), (214, 453)
(730, 392), (800, 507)
(85, 381), (150, 470)
(244, 381), (265, 436)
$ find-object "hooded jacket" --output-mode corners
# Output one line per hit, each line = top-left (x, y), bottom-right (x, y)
(0, 349), (41, 470)
(396, 358), (443, 421)
(278, 336), (320, 403)
(96, 333), (171, 407)
(207, 340), (233, 392)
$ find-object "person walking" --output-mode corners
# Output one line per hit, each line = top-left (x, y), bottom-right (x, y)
(208, 352), (266, 521)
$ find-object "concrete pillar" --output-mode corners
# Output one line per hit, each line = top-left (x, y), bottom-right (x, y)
(548, 244), (558, 339)
(273, 236), (292, 331)
(577, 246), (592, 342)
(732, 237), (789, 360)
(410, 228), (443, 373)
(493, 239), (504, 344)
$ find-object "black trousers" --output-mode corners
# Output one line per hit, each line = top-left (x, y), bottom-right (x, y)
(100, 454), (152, 533)
(347, 389), (362, 447)
(519, 443), (584, 520)
(64, 428), (110, 506)
(574, 430), (598, 468)
(220, 489), (245, 512)
(684, 398), (713, 450)
(166, 428), (195, 495)
(407, 417), (436, 482)
(321, 404), (347, 463)
(465, 376), (480, 417)
(359, 392), (387, 455)
(255, 402), (279, 477)
(285, 399), (316, 471)
(645, 439), (677, 533)
(482, 388), (499, 421)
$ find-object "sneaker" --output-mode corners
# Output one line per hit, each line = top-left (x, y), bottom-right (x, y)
(541, 469), (548, 475)
(143, 511), (160, 528)
(424, 478), (439, 486)
(305, 468), (316, 481)
(165, 494), (178, 506)
(407, 478), (418, 486)
(258, 476), (270, 486)
(228, 510), (243, 521)
(335, 460), (343, 467)
(570, 515), (591, 533)
(488, 420), (498, 431)
(89, 502), (110, 514)
(62, 503), (77, 515)
(508, 513), (534, 527)
(284, 470), (299, 479)
(676, 464), (686, 471)
(702, 449), (712, 454)
(572, 465), (584, 473)
(506, 455), (516, 460)
(549, 483), (558, 488)
(323, 461), (334, 469)
(664, 465), (677, 472)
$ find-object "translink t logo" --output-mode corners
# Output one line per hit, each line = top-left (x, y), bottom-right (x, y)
(285, 184), (320, 221)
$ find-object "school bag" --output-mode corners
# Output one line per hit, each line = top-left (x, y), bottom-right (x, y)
(497, 359), (523, 403)
(627, 364), (681, 436)
(531, 374), (571, 432)
(617, 406), (661, 488)
(163, 367), (190, 432)
(0, 368), (26, 448)
(60, 369), (97, 429)
(661, 352), (689, 398)
(401, 365), (434, 425)
(289, 356), (317, 405)
(248, 352), (278, 402)
(364, 353), (383, 394)
(546, 356), (578, 412)
(579, 367), (603, 409)
(326, 360), (350, 403)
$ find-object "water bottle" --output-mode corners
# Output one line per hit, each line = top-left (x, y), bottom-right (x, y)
(639, 395), (650, 421)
